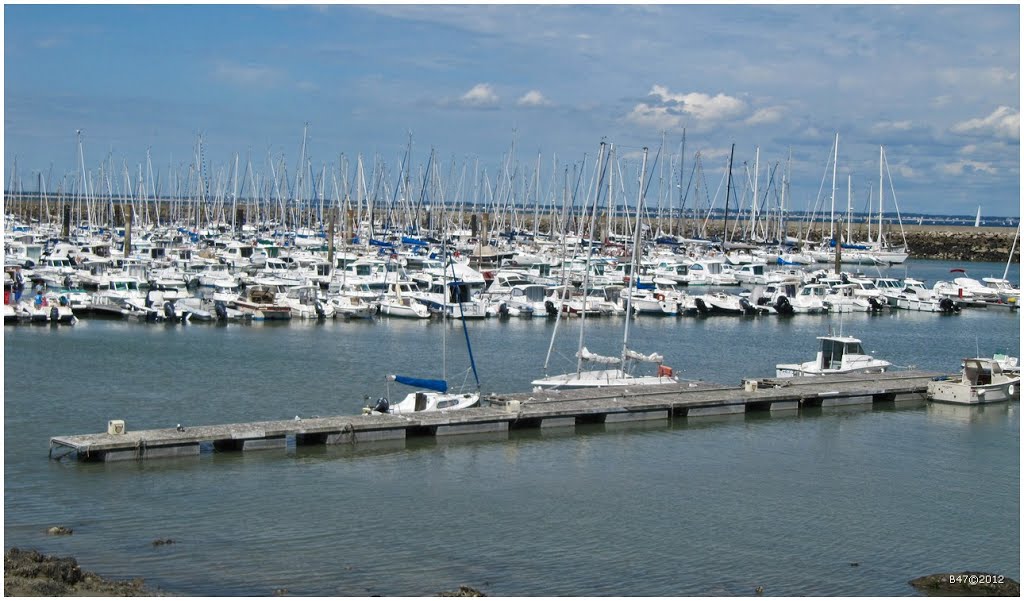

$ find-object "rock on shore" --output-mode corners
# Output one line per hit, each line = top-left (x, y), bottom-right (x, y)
(4, 547), (160, 597)
(909, 572), (1020, 596)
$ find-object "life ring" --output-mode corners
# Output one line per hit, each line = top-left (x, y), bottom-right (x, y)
(654, 293), (665, 301)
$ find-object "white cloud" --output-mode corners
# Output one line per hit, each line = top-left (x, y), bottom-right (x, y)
(746, 107), (783, 125)
(872, 120), (914, 132)
(625, 104), (683, 131)
(951, 106), (1020, 140)
(959, 144), (978, 155)
(213, 60), (284, 88)
(460, 83), (499, 107)
(940, 159), (998, 176)
(517, 90), (551, 107)
(647, 85), (745, 122)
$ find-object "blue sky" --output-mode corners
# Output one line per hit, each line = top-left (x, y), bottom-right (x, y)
(4, 4), (1021, 217)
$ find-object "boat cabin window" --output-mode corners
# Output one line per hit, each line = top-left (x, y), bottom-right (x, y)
(820, 339), (862, 369)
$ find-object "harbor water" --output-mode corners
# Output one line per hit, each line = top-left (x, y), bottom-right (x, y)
(4, 259), (1020, 596)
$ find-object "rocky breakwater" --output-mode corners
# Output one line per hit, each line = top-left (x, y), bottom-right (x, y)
(900, 226), (1019, 263)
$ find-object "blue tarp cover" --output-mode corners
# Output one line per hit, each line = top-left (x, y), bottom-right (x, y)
(402, 236), (428, 247)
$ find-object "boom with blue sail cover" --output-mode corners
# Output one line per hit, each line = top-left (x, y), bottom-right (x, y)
(387, 374), (448, 393)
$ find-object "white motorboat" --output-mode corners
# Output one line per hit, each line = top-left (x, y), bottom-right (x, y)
(776, 335), (892, 377)
(281, 284), (335, 320)
(378, 281), (430, 318)
(927, 358), (1020, 404)
(895, 279), (960, 313)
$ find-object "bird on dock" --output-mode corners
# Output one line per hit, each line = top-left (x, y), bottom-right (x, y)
(175, 424), (185, 432)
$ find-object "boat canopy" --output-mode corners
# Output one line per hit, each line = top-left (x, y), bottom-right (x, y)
(388, 374), (448, 393)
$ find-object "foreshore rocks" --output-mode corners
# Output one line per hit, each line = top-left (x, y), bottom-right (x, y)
(4, 548), (160, 597)
(438, 585), (486, 596)
(909, 572), (1020, 596)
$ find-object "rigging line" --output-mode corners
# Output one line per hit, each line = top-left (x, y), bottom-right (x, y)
(449, 256), (480, 390)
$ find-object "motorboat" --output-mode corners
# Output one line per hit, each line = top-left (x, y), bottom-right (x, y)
(233, 284), (292, 320)
(927, 358), (1020, 404)
(895, 278), (960, 313)
(281, 284), (335, 320)
(378, 281), (430, 318)
(776, 335), (891, 377)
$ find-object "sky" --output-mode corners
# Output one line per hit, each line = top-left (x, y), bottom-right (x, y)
(3, 3), (1021, 218)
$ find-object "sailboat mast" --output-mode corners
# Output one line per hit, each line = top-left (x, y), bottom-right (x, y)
(877, 145), (884, 245)
(1004, 225), (1019, 281)
(846, 174), (852, 243)
(830, 132), (838, 240)
(620, 147), (649, 367)
(750, 146), (759, 240)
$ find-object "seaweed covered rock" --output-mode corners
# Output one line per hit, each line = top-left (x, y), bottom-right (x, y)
(4, 547), (158, 596)
(909, 572), (1019, 596)
(438, 585), (486, 596)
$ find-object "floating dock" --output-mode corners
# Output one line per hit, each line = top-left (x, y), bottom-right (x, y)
(50, 370), (943, 462)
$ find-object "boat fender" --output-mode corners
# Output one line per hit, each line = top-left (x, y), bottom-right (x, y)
(49, 305), (59, 322)
(1009, 384), (1016, 397)
(215, 300), (228, 320)
(164, 301), (175, 320)
(654, 293), (665, 302)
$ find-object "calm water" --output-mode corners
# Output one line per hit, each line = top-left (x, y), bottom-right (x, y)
(4, 259), (1020, 596)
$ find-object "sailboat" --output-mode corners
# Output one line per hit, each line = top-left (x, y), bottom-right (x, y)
(371, 227), (482, 414)
(532, 144), (678, 390)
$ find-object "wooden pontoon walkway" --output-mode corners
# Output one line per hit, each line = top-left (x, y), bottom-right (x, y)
(50, 370), (943, 462)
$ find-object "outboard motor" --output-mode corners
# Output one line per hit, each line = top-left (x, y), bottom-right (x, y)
(49, 305), (59, 323)
(757, 296), (770, 306)
(739, 297), (754, 315)
(498, 302), (509, 318)
(214, 300), (229, 320)
(315, 300), (326, 319)
(775, 296), (794, 316)
(545, 300), (558, 317)
(694, 297), (710, 315)
(164, 301), (176, 320)
(373, 397), (390, 414)
(939, 298), (959, 313)
(867, 297), (884, 312)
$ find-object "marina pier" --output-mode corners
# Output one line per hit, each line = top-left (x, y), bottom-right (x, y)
(50, 370), (943, 462)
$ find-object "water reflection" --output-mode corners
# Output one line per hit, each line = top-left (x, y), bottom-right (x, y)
(926, 401), (1013, 425)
